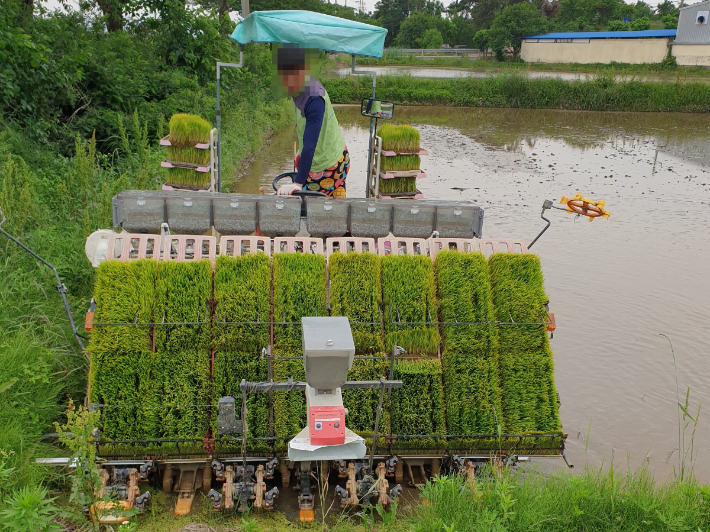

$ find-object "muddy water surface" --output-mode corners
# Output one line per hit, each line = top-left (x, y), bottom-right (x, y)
(238, 106), (710, 481)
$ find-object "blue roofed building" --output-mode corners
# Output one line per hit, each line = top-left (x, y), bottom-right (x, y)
(521, 30), (677, 65)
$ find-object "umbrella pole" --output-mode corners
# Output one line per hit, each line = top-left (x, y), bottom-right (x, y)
(351, 55), (377, 198)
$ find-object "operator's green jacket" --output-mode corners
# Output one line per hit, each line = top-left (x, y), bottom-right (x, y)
(295, 90), (345, 172)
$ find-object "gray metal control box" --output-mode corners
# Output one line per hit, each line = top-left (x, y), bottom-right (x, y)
(301, 317), (355, 391)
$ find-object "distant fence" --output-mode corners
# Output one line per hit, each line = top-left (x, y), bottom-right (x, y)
(398, 48), (481, 57)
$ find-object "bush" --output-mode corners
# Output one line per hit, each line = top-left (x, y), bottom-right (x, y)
(418, 29), (444, 50)
(631, 16), (651, 31)
(608, 20), (630, 31)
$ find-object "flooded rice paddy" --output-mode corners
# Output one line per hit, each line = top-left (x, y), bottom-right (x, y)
(238, 106), (710, 481)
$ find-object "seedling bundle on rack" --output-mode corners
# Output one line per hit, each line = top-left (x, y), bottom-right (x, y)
(162, 113), (213, 188)
(376, 124), (426, 197)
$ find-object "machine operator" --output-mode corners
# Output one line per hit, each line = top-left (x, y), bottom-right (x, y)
(275, 45), (349, 198)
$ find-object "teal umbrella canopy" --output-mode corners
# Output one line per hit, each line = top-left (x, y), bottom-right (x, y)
(231, 10), (387, 58)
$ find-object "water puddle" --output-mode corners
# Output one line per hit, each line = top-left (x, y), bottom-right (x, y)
(237, 106), (710, 480)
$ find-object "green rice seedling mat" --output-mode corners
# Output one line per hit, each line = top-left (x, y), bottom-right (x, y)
(212, 255), (272, 452)
(328, 252), (384, 354)
(166, 167), (211, 188)
(342, 358), (390, 435)
(380, 154), (420, 172)
(272, 253), (327, 450)
(213, 255), (271, 355)
(89, 260), (158, 441)
(435, 251), (501, 438)
(152, 261), (212, 440)
(381, 255), (440, 356)
(390, 359), (446, 451)
(378, 176), (417, 194)
(378, 123), (420, 154)
(489, 253), (561, 434)
(212, 352), (270, 454)
(168, 113), (211, 148)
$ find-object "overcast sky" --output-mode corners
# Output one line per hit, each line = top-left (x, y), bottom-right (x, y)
(45, 0), (675, 20)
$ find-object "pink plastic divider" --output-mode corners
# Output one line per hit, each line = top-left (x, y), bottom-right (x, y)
(107, 233), (161, 262)
(159, 135), (210, 150)
(376, 237), (428, 257)
(381, 149), (429, 156)
(428, 238), (480, 261)
(325, 237), (377, 258)
(163, 235), (217, 264)
(219, 236), (271, 257)
(273, 237), (325, 256)
(161, 183), (212, 193)
(380, 171), (426, 180)
(478, 239), (529, 258)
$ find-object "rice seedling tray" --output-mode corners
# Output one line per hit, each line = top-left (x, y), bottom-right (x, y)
(379, 170), (426, 179)
(161, 160), (210, 172)
(381, 148), (428, 157)
(160, 135), (210, 150)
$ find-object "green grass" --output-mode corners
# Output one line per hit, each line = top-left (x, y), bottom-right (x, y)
(167, 145), (210, 165)
(415, 465), (710, 532)
(328, 252), (384, 354)
(324, 73), (710, 112)
(341, 358), (390, 434)
(381, 255), (440, 356)
(377, 123), (421, 153)
(435, 251), (501, 438)
(168, 113), (211, 148)
(165, 167), (211, 188)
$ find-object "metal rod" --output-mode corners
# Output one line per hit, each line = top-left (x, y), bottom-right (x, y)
(368, 377), (386, 472)
(351, 54), (377, 199)
(0, 208), (85, 351)
(216, 55), (243, 192)
(239, 380), (403, 393)
(529, 199), (559, 249)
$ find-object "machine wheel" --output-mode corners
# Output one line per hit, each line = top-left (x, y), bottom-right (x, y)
(162, 465), (174, 493)
(394, 459), (404, 485)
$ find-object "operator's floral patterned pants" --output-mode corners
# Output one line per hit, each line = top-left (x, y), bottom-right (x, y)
(295, 147), (349, 198)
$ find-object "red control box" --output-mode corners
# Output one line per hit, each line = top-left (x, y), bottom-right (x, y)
(309, 406), (345, 445)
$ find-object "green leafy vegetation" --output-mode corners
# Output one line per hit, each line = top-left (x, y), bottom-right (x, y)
(342, 359), (390, 434)
(390, 359), (446, 450)
(381, 255), (440, 356)
(328, 252), (384, 354)
(325, 74), (710, 113)
(488, 253), (560, 434)
(435, 251), (501, 439)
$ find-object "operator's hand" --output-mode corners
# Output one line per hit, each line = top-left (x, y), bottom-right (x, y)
(277, 183), (302, 195)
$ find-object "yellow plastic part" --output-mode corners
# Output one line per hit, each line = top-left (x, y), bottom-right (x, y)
(560, 192), (610, 222)
(89, 501), (131, 524)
